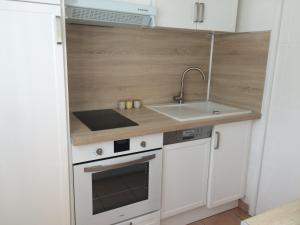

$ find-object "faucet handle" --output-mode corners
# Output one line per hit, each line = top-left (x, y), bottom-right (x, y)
(173, 95), (184, 104)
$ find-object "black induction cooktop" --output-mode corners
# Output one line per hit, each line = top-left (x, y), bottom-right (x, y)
(73, 109), (138, 131)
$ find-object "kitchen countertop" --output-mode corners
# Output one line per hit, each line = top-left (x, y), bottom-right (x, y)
(70, 107), (260, 146)
(243, 200), (300, 225)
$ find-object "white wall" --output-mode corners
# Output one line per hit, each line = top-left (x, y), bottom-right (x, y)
(236, 0), (280, 32)
(243, 0), (300, 215)
(256, 0), (300, 213)
(238, 0), (283, 215)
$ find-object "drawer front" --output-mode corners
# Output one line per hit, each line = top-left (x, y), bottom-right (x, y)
(117, 211), (160, 225)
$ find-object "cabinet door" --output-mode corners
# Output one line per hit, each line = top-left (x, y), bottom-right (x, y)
(207, 121), (252, 208)
(0, 2), (70, 225)
(162, 139), (211, 218)
(196, 0), (239, 32)
(155, 0), (197, 30)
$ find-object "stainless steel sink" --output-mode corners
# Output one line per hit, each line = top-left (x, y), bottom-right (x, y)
(147, 101), (251, 122)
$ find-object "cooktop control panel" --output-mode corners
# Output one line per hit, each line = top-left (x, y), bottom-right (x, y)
(164, 126), (213, 145)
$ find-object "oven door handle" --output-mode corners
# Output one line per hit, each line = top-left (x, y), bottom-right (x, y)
(84, 154), (156, 173)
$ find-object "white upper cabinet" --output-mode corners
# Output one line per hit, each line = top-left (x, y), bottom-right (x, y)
(155, 0), (197, 30)
(197, 0), (239, 32)
(207, 121), (252, 208)
(155, 0), (239, 32)
(0, 1), (70, 225)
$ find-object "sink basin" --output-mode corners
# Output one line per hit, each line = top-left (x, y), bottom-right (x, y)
(147, 101), (251, 122)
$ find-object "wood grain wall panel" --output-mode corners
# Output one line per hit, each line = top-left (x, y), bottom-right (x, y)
(211, 32), (270, 113)
(66, 25), (211, 111)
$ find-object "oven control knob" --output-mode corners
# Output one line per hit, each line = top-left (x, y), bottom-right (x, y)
(96, 148), (103, 156)
(140, 141), (147, 148)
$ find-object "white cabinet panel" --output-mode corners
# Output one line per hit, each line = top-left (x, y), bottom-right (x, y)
(0, 2), (70, 225)
(155, 0), (238, 31)
(162, 139), (211, 218)
(236, 0), (279, 32)
(155, 0), (197, 30)
(197, 0), (239, 32)
(207, 121), (252, 208)
(278, 0), (300, 45)
(257, 45), (300, 212)
(256, 0), (300, 212)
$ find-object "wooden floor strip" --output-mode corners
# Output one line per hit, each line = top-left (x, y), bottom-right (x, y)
(189, 208), (250, 225)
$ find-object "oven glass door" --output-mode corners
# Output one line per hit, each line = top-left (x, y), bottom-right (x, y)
(73, 150), (162, 225)
(92, 161), (149, 215)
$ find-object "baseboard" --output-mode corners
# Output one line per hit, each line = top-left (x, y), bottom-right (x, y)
(238, 199), (249, 214)
(161, 201), (238, 225)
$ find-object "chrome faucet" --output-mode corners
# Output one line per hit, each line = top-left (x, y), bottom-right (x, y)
(173, 67), (206, 104)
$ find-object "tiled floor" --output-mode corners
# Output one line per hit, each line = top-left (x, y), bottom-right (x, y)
(189, 208), (250, 225)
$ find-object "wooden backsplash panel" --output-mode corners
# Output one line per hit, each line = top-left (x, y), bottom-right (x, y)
(66, 25), (211, 111)
(211, 32), (270, 113)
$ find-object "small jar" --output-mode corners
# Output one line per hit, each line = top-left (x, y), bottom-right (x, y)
(133, 99), (142, 109)
(118, 100), (126, 110)
(126, 100), (133, 109)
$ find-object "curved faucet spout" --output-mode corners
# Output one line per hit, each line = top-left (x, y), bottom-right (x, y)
(173, 67), (206, 104)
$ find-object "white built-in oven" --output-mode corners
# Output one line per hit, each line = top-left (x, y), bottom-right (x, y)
(72, 134), (163, 225)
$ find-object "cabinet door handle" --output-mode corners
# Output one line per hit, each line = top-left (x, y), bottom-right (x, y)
(194, 2), (200, 23)
(198, 2), (205, 23)
(55, 16), (63, 45)
(214, 131), (221, 150)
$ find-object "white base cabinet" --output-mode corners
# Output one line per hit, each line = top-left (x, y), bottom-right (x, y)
(162, 139), (211, 219)
(207, 121), (252, 208)
(0, 1), (70, 225)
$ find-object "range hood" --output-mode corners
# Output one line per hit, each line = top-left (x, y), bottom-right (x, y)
(65, 0), (157, 27)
